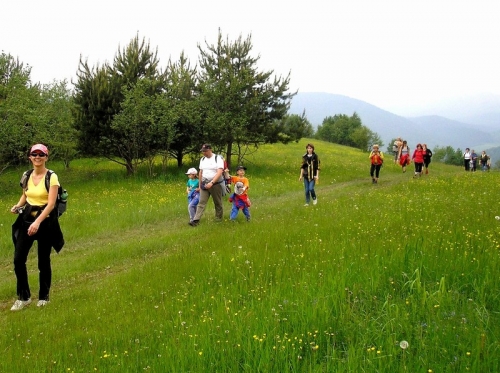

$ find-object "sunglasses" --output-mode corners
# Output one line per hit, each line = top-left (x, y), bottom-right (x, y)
(30, 152), (47, 157)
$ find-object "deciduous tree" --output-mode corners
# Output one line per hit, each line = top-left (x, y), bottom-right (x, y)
(111, 79), (175, 175)
(275, 113), (314, 144)
(0, 52), (42, 173)
(316, 112), (380, 151)
(39, 80), (78, 168)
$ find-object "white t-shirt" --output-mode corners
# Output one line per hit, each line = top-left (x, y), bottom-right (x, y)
(199, 154), (224, 181)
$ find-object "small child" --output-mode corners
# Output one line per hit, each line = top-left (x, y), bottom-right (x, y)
(229, 166), (251, 221)
(185, 168), (199, 223)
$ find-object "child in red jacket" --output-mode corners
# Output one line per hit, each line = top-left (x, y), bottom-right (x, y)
(228, 166), (251, 222)
(412, 143), (425, 177)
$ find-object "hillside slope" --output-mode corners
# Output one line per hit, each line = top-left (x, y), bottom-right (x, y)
(0, 141), (499, 372)
(289, 92), (499, 150)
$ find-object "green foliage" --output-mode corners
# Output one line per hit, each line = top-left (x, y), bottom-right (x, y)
(197, 30), (295, 167)
(273, 112), (314, 144)
(39, 80), (79, 168)
(433, 145), (464, 166)
(165, 52), (202, 168)
(0, 52), (42, 172)
(73, 35), (167, 174)
(315, 112), (381, 151)
(0, 54), (78, 172)
(111, 78), (177, 175)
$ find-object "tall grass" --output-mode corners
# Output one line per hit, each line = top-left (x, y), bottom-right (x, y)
(1, 140), (499, 372)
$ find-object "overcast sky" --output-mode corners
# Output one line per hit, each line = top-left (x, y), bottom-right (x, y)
(2, 0), (499, 115)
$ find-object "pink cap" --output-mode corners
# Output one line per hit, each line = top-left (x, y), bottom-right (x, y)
(30, 144), (49, 155)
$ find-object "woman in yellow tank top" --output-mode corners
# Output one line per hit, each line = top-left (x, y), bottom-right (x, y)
(10, 144), (64, 311)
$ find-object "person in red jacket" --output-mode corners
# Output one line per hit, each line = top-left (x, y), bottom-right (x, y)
(412, 143), (425, 177)
(398, 140), (410, 173)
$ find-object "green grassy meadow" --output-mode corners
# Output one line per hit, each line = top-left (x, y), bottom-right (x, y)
(1, 140), (499, 372)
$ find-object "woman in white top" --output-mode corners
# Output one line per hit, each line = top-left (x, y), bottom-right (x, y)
(463, 148), (471, 171)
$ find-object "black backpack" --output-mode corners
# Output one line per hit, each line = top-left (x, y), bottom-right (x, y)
(20, 169), (67, 217)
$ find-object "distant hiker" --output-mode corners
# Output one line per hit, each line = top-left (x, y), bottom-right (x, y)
(422, 144), (433, 174)
(185, 167), (200, 224)
(393, 137), (403, 164)
(398, 140), (410, 173)
(412, 143), (425, 177)
(463, 148), (471, 171)
(369, 144), (384, 184)
(470, 150), (478, 172)
(299, 143), (320, 206)
(10, 144), (64, 311)
(480, 151), (490, 171)
(189, 144), (224, 226)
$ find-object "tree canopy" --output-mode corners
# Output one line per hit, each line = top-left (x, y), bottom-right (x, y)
(73, 35), (167, 174)
(0, 53), (77, 173)
(315, 113), (382, 151)
(196, 31), (295, 167)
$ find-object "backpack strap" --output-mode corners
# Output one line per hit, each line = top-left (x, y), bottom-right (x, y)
(44, 170), (54, 192)
(20, 169), (55, 193)
(20, 169), (34, 190)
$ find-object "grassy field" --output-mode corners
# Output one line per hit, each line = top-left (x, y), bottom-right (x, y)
(1, 140), (499, 372)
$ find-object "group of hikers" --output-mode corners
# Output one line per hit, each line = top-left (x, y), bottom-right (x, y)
(186, 143), (251, 227)
(369, 138), (493, 184)
(369, 137), (433, 183)
(393, 138), (433, 177)
(463, 148), (491, 172)
(185, 142), (321, 227)
(8, 141), (318, 311)
(7, 140), (493, 311)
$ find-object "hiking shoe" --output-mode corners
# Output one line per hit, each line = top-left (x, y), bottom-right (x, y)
(189, 220), (199, 227)
(313, 198), (318, 205)
(37, 300), (49, 307)
(11, 299), (32, 311)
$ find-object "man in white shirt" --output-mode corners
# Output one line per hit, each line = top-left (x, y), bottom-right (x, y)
(189, 144), (224, 226)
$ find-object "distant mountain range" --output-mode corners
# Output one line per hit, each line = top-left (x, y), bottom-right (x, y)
(289, 92), (500, 156)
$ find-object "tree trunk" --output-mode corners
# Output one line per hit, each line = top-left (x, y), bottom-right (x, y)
(126, 159), (135, 176)
(226, 142), (233, 170)
(176, 152), (183, 168)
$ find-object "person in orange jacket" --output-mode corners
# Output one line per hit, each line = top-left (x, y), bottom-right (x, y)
(369, 144), (384, 184)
